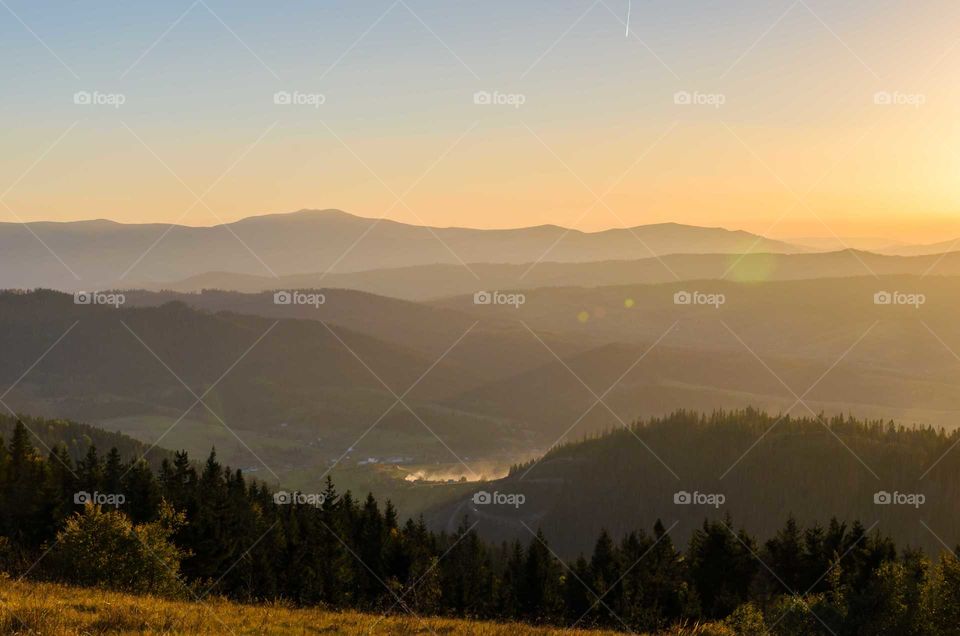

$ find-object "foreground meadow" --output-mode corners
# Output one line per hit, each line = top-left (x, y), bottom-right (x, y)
(0, 578), (739, 635)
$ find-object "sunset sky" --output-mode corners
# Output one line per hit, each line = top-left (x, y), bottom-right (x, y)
(2, 0), (959, 243)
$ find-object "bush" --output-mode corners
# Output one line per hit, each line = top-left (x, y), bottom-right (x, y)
(766, 595), (825, 636)
(723, 602), (766, 635)
(47, 501), (187, 596)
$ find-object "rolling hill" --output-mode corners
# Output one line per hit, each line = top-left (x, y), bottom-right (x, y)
(426, 409), (960, 558)
(0, 290), (529, 479)
(118, 278), (960, 438)
(147, 248), (960, 301)
(9, 275), (960, 514)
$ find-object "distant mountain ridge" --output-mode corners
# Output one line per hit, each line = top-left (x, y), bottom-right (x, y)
(143, 249), (960, 301)
(0, 209), (806, 290)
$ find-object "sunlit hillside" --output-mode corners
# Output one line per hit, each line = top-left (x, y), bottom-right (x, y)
(0, 579), (737, 636)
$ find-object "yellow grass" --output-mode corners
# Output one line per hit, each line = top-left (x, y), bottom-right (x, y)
(0, 578), (645, 635)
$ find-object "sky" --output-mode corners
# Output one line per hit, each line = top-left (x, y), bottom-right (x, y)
(1, 0), (959, 243)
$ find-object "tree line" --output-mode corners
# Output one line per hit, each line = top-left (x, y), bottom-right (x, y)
(2, 419), (960, 635)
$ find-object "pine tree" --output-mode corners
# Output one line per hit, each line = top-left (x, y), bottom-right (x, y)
(521, 529), (561, 622)
(765, 516), (804, 594)
(588, 528), (622, 626)
(103, 447), (123, 494)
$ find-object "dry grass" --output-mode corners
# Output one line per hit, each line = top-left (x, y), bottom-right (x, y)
(0, 578), (738, 635)
(0, 578), (744, 635)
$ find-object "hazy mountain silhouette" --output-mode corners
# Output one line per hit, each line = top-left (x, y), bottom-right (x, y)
(148, 249), (960, 300)
(0, 209), (806, 290)
(877, 238), (960, 256)
(786, 236), (909, 252)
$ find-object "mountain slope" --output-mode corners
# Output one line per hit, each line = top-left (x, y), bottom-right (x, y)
(0, 290), (521, 475)
(121, 288), (597, 385)
(426, 409), (960, 557)
(0, 413), (174, 465)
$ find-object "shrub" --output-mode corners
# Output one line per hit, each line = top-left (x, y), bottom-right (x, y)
(723, 602), (766, 635)
(47, 501), (187, 596)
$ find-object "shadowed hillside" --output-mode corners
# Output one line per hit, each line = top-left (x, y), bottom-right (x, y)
(427, 409), (960, 557)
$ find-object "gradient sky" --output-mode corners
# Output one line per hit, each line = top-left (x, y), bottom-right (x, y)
(1, 0), (959, 242)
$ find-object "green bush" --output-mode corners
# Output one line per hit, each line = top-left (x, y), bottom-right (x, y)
(48, 501), (187, 596)
(723, 602), (766, 635)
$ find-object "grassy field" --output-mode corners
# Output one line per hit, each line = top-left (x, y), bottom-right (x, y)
(0, 578), (731, 635)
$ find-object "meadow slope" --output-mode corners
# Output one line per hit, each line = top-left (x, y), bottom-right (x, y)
(0, 579), (734, 635)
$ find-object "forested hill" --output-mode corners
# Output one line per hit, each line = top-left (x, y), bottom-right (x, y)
(6, 415), (960, 635)
(428, 409), (960, 556)
(0, 413), (173, 465)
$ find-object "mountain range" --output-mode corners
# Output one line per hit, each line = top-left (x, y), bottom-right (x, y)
(8, 209), (960, 298)
(7, 210), (960, 554)
(6, 273), (960, 508)
(143, 249), (960, 300)
(0, 209), (808, 291)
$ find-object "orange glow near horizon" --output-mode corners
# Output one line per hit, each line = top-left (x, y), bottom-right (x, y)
(3, 2), (960, 245)
(5, 117), (960, 245)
